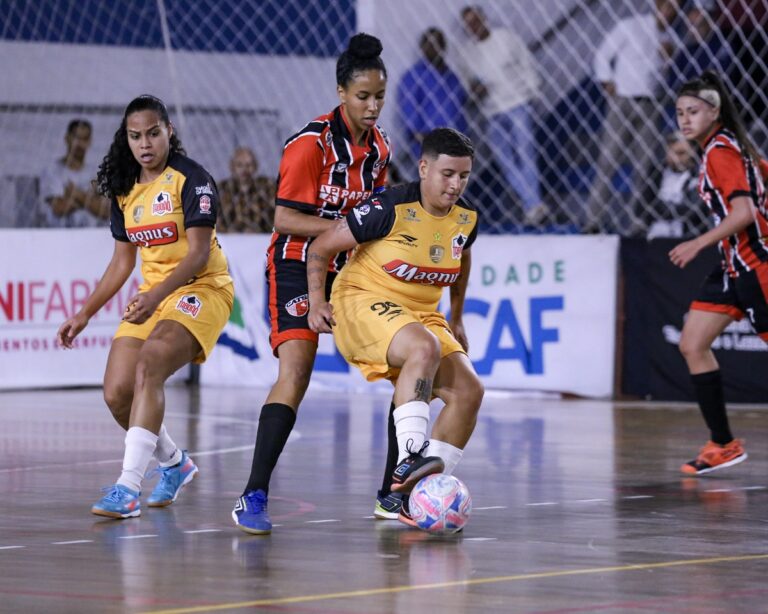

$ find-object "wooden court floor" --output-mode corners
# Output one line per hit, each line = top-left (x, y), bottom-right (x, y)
(1, 385), (768, 613)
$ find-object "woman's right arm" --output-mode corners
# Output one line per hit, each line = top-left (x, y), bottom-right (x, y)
(273, 206), (336, 237)
(57, 240), (137, 348)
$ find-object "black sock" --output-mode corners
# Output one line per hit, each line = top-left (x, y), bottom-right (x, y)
(244, 403), (296, 495)
(692, 370), (733, 445)
(378, 401), (398, 497)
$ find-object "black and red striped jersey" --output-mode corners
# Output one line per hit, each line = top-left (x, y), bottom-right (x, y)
(268, 105), (391, 272)
(699, 128), (768, 276)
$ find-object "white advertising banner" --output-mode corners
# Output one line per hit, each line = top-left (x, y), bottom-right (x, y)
(1, 231), (618, 396)
(0, 229), (141, 388)
(0, 228), (191, 390)
(204, 234), (620, 398)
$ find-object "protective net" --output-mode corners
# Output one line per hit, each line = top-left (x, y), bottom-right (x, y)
(0, 0), (766, 235)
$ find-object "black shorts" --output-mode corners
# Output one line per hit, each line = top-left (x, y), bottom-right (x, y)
(265, 254), (335, 355)
(691, 263), (768, 339)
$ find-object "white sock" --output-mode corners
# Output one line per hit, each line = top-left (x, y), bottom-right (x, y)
(117, 426), (158, 493)
(427, 439), (463, 475)
(154, 424), (182, 467)
(393, 401), (430, 463)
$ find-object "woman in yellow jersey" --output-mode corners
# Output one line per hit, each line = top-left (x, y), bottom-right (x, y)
(57, 95), (234, 519)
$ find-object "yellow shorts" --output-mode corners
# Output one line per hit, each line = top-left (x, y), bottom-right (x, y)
(114, 282), (234, 364)
(331, 287), (464, 382)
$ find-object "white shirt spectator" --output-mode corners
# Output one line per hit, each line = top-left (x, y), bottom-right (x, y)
(456, 28), (540, 116)
(593, 13), (667, 98)
(39, 160), (103, 228)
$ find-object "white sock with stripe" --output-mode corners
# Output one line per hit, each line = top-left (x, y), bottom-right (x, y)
(393, 401), (430, 463)
(154, 424), (182, 467)
(117, 426), (158, 493)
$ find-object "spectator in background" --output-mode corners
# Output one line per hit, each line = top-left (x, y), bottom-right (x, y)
(664, 0), (731, 129)
(397, 27), (467, 179)
(456, 5), (546, 225)
(585, 0), (680, 234)
(40, 119), (109, 227)
(718, 0), (768, 140)
(645, 131), (706, 239)
(217, 147), (275, 233)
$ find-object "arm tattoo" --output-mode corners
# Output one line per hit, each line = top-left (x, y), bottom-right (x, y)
(413, 378), (432, 403)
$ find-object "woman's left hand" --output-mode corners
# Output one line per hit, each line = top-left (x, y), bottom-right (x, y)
(669, 239), (702, 269)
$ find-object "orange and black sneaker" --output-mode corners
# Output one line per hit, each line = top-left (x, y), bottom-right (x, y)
(391, 441), (444, 494)
(680, 439), (747, 475)
(397, 495), (418, 528)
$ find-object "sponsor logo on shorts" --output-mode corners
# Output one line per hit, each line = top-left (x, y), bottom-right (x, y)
(126, 222), (179, 247)
(286, 294), (309, 317)
(452, 233), (468, 259)
(152, 191), (173, 216)
(199, 194), (212, 214)
(176, 294), (202, 318)
(382, 260), (461, 286)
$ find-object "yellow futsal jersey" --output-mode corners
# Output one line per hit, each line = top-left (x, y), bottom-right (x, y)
(110, 152), (232, 291)
(336, 182), (478, 311)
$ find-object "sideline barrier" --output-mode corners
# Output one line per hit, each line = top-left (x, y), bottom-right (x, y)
(1, 230), (619, 396)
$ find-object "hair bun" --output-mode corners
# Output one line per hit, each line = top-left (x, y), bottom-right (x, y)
(347, 33), (383, 60)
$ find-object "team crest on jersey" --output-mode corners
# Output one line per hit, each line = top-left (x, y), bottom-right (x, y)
(325, 131), (333, 147)
(286, 294), (309, 317)
(405, 208), (420, 222)
(458, 212), (471, 225)
(152, 191), (173, 216)
(132, 205), (144, 223)
(319, 185), (340, 205)
(199, 194), (212, 214)
(429, 245), (445, 263)
(176, 295), (202, 318)
(335, 162), (348, 173)
(452, 233), (468, 259)
(161, 172), (174, 184)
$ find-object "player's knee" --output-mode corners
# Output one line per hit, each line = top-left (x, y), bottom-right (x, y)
(459, 372), (484, 414)
(134, 350), (170, 391)
(678, 333), (705, 361)
(278, 360), (314, 392)
(408, 331), (442, 369)
(103, 381), (132, 422)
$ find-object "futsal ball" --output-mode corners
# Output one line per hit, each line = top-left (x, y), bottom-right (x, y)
(409, 473), (472, 534)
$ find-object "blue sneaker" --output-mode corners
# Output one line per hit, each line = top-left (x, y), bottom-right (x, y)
(374, 491), (404, 519)
(91, 484), (141, 519)
(147, 450), (198, 507)
(232, 489), (272, 535)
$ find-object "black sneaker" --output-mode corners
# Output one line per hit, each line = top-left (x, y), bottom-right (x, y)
(391, 440), (444, 494)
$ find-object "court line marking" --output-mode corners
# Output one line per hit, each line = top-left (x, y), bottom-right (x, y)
(139, 553), (768, 614)
(305, 519), (340, 524)
(52, 540), (94, 545)
(183, 529), (221, 534)
(475, 505), (507, 510)
(0, 546), (25, 550)
(0, 445), (254, 474)
(119, 534), (158, 540)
